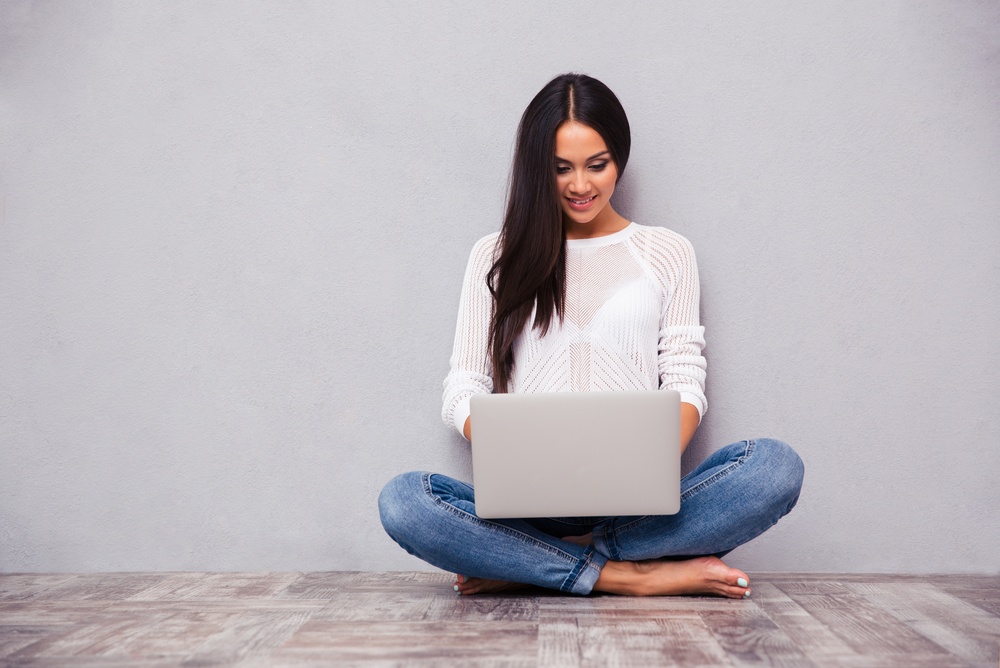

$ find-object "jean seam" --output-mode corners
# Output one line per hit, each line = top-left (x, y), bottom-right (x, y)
(602, 439), (756, 539)
(561, 547), (591, 593)
(681, 439), (755, 502)
(421, 473), (583, 564)
(591, 518), (621, 561)
(605, 528), (617, 561)
(562, 546), (606, 594)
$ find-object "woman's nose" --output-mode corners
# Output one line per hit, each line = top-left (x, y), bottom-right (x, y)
(571, 170), (589, 194)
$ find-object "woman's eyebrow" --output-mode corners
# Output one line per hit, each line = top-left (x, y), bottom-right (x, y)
(554, 150), (610, 163)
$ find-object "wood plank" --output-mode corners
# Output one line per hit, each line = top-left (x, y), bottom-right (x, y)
(699, 606), (813, 667)
(750, 582), (857, 662)
(807, 656), (972, 668)
(0, 574), (80, 601)
(0, 625), (72, 659)
(0, 658), (187, 667)
(276, 572), (355, 599)
(423, 593), (539, 622)
(335, 570), (453, 591)
(181, 610), (313, 664)
(924, 574), (1000, 588)
(104, 599), (325, 615)
(536, 601), (736, 667)
(238, 655), (537, 668)
(308, 590), (435, 622)
(930, 576), (1000, 618)
(279, 619), (537, 662)
(768, 580), (856, 596)
(124, 573), (215, 601)
(0, 601), (110, 625)
(536, 614), (581, 667)
(755, 573), (941, 583)
(572, 614), (735, 667)
(848, 581), (1000, 666)
(5, 616), (160, 659)
(539, 592), (752, 613)
(145, 572), (302, 601)
(774, 581), (962, 660)
(21, 574), (172, 601)
(75, 611), (233, 658)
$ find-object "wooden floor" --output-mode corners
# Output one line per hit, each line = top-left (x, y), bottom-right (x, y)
(0, 572), (998, 667)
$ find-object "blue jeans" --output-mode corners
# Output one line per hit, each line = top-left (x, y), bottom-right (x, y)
(378, 438), (803, 595)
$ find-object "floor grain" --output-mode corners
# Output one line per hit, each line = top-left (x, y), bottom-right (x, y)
(0, 572), (997, 667)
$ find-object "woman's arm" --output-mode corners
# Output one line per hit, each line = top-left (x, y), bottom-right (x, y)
(442, 234), (499, 439)
(681, 401), (700, 453)
(655, 231), (708, 424)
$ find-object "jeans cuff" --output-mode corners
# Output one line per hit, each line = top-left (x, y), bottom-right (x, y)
(591, 523), (619, 561)
(563, 545), (608, 595)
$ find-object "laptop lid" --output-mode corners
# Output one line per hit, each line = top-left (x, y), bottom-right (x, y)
(469, 390), (681, 519)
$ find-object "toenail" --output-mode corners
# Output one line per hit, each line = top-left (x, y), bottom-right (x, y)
(453, 585), (460, 592)
(744, 590), (751, 598)
(737, 577), (748, 587)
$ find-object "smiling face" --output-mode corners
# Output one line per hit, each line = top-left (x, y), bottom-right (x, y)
(554, 120), (629, 239)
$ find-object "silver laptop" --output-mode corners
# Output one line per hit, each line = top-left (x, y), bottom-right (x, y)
(469, 390), (681, 519)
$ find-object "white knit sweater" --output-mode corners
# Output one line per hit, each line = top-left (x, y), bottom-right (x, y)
(442, 222), (708, 438)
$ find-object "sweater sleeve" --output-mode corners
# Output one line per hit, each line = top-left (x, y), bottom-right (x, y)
(656, 233), (708, 419)
(442, 234), (499, 437)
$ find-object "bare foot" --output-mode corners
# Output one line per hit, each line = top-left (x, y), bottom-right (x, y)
(452, 573), (533, 596)
(593, 556), (751, 598)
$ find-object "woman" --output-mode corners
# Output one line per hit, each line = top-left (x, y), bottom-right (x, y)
(379, 73), (804, 598)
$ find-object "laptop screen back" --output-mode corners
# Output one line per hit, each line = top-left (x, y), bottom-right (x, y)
(470, 390), (681, 519)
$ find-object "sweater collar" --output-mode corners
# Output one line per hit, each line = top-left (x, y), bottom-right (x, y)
(565, 222), (637, 249)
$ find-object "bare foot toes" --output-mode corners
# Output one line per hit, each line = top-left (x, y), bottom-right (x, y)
(453, 574), (533, 596)
(596, 556), (752, 598)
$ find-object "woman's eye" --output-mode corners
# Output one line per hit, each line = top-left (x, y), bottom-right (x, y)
(555, 165), (571, 174)
(589, 162), (609, 172)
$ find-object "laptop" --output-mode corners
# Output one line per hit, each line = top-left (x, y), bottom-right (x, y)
(469, 390), (681, 519)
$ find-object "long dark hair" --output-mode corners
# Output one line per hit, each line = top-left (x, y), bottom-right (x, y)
(487, 73), (631, 392)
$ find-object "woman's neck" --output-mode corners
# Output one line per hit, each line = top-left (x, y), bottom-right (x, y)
(564, 207), (631, 240)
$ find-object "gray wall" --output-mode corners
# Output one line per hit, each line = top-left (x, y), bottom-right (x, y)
(2, 1), (998, 574)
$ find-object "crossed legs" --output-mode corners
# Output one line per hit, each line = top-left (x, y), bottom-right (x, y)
(379, 438), (803, 597)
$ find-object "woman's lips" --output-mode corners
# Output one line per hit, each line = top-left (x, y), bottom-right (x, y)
(567, 195), (597, 211)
